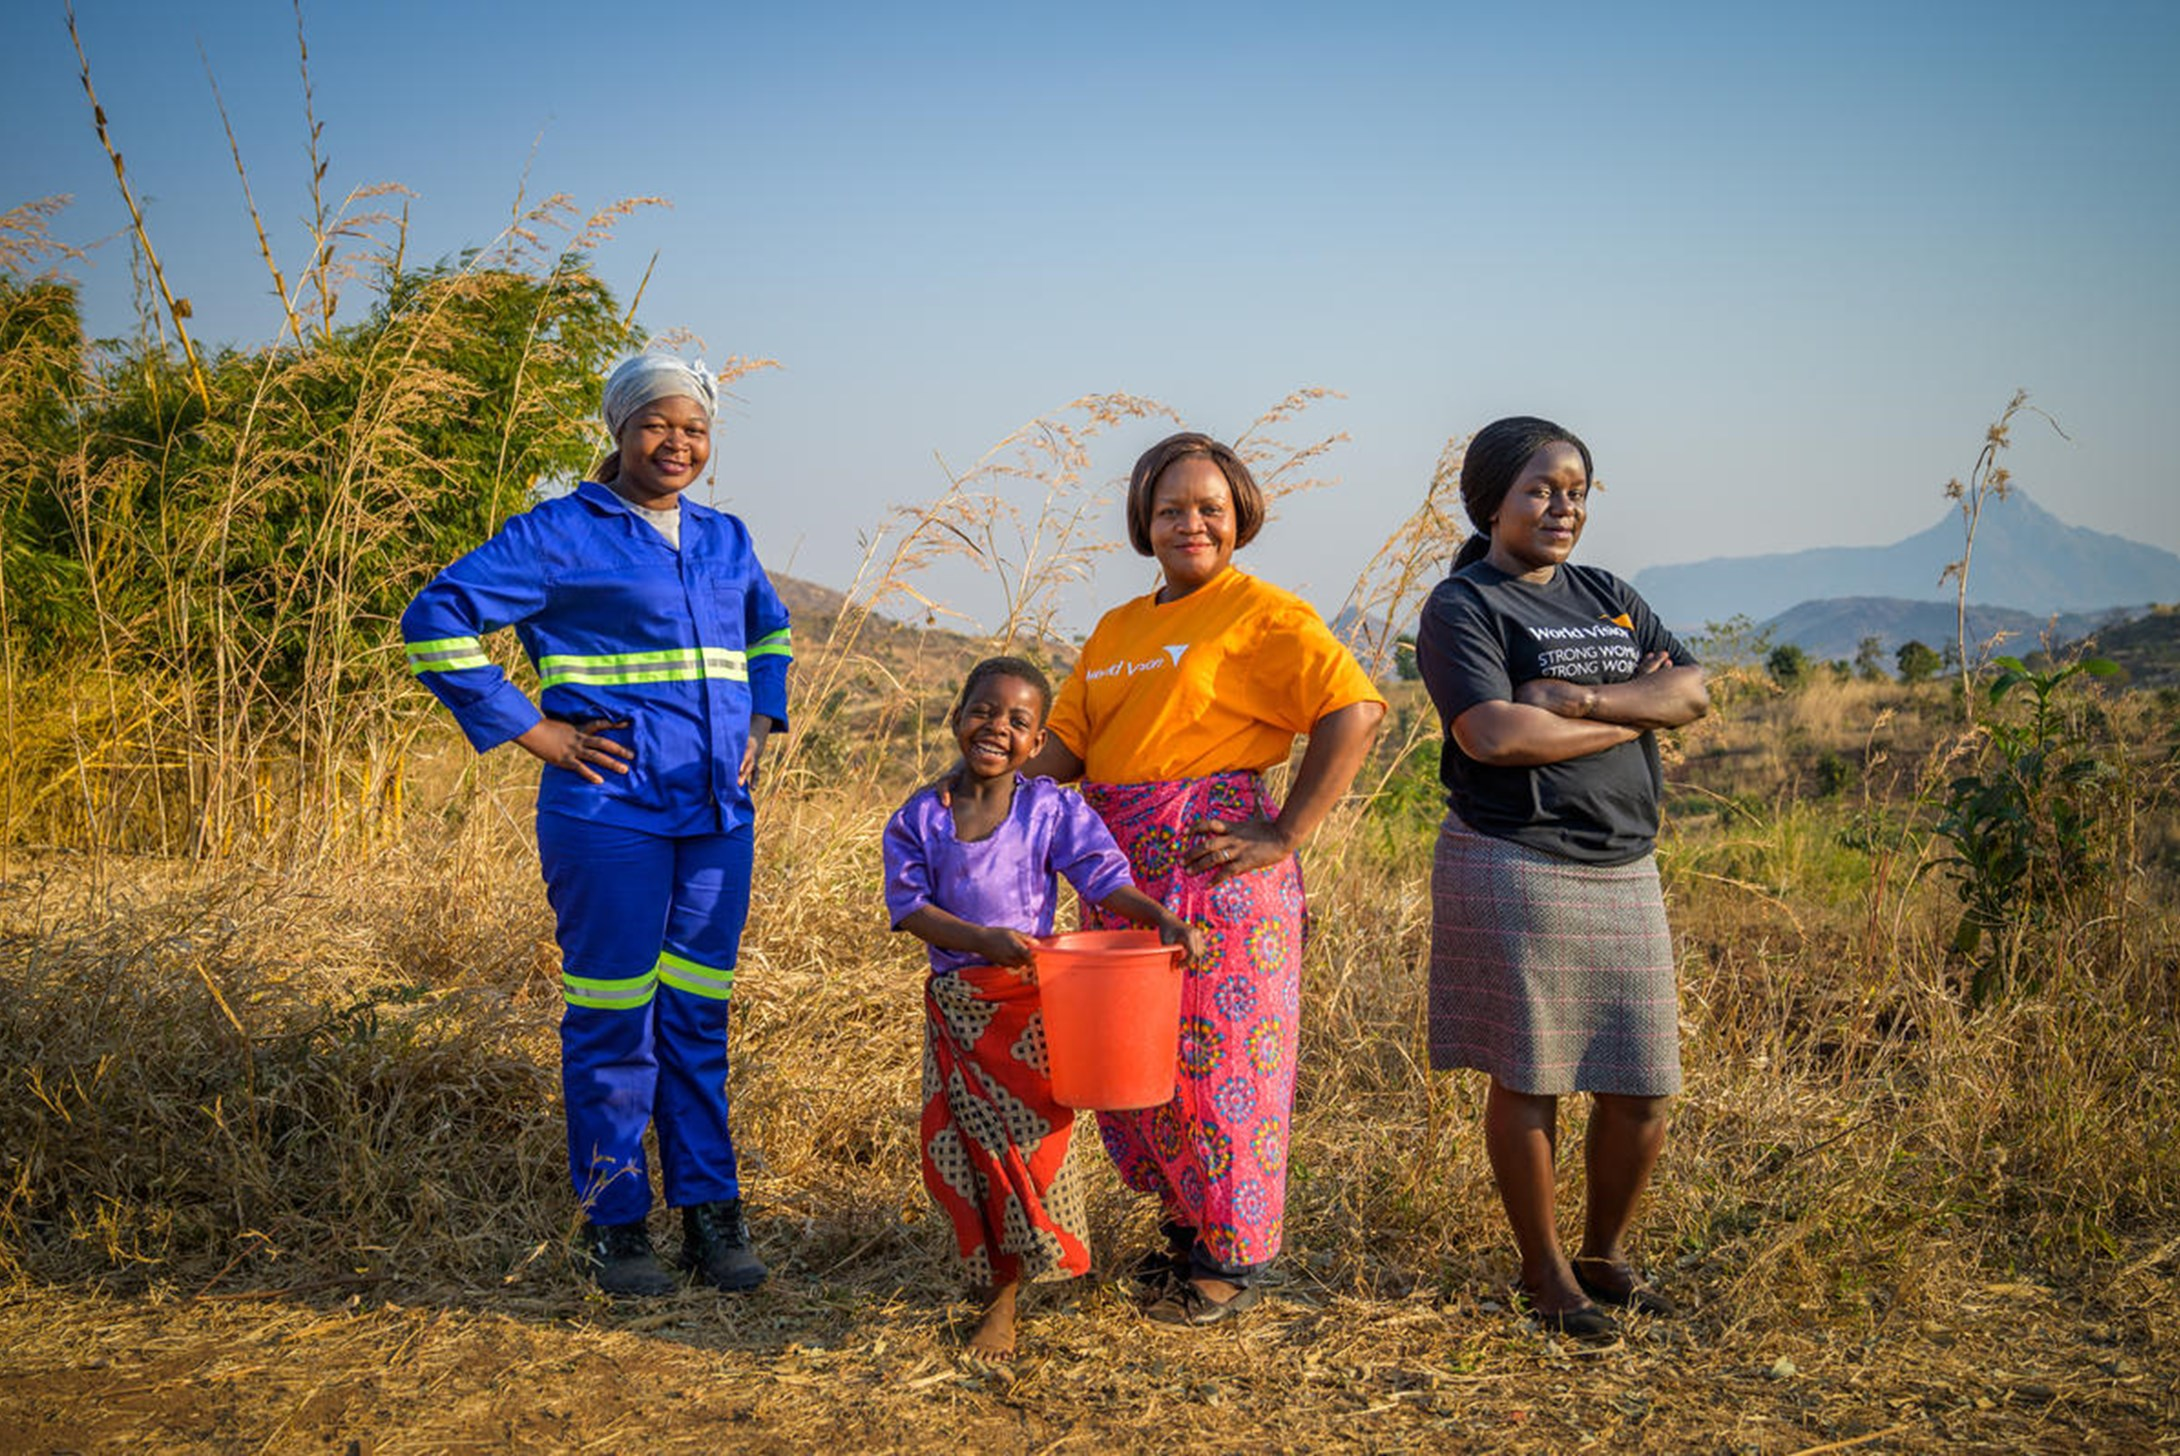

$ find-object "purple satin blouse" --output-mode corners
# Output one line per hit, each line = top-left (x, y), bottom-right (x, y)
(882, 775), (1137, 975)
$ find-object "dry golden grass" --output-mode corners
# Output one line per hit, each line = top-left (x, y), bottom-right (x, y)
(2, 381), (2173, 1448)
(11, 24), (2175, 1448)
(4, 657), (2177, 1450)
(5, 398), (2178, 1450)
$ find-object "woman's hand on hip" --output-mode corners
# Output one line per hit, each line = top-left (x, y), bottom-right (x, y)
(1186, 815), (1290, 880)
(515, 718), (632, 784)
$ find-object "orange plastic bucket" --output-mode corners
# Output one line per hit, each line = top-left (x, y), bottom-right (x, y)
(1035, 929), (1183, 1111)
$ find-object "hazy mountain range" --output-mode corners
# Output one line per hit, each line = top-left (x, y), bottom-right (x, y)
(1631, 491), (2180, 631)
(787, 489), (2180, 679)
(1754, 597), (2135, 664)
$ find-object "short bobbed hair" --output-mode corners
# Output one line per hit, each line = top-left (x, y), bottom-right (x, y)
(1124, 432), (1267, 557)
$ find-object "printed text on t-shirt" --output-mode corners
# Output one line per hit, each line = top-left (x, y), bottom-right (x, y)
(1527, 621), (1637, 679)
(1082, 649), (1183, 683)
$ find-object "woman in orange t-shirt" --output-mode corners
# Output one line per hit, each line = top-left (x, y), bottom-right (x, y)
(1030, 431), (1385, 1325)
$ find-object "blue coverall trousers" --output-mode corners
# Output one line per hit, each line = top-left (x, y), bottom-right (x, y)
(537, 810), (752, 1227)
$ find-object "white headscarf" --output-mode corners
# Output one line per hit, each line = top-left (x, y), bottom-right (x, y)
(601, 354), (719, 438)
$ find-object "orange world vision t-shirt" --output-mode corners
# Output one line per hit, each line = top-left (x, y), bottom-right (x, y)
(1047, 568), (1385, 785)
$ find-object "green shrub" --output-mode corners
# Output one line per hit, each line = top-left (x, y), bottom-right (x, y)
(1767, 643), (1811, 689)
(1934, 654), (2123, 1001)
(1896, 639), (1942, 684)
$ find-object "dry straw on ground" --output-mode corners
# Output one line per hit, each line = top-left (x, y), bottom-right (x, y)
(4, 31), (2176, 1442)
(4, 448), (2176, 1449)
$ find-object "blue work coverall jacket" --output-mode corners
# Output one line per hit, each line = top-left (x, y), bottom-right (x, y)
(399, 480), (793, 838)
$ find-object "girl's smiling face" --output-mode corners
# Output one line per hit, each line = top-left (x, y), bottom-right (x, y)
(1486, 440), (1590, 579)
(952, 673), (1048, 782)
(1148, 456), (1237, 600)
(613, 393), (712, 507)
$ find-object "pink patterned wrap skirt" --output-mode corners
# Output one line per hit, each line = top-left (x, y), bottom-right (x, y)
(1081, 771), (1303, 1270)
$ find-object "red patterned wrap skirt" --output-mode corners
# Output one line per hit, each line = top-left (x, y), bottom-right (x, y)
(920, 964), (1092, 1286)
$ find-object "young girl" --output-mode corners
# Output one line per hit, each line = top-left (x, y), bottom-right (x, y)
(883, 657), (1202, 1359)
(401, 353), (789, 1297)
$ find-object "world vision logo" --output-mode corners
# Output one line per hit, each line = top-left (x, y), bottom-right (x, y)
(1164, 644), (1188, 666)
(1602, 613), (1633, 630)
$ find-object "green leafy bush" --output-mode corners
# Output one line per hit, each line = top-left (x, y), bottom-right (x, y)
(1896, 639), (1942, 684)
(1933, 654), (2123, 1001)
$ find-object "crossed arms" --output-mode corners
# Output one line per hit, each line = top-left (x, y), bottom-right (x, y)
(1450, 652), (1709, 768)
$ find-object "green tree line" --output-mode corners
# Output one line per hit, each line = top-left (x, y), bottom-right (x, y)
(0, 207), (632, 849)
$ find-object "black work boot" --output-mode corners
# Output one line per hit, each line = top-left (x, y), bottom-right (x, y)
(681, 1198), (768, 1292)
(580, 1219), (676, 1297)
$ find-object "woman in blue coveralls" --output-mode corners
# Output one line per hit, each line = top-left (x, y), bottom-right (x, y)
(401, 353), (790, 1296)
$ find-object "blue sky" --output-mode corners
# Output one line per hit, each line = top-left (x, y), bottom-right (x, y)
(6, 1), (2176, 629)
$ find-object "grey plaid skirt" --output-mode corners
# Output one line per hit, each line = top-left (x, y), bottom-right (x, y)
(1427, 810), (1682, 1097)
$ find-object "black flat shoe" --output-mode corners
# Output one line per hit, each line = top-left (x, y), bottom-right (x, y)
(1572, 1258), (1677, 1317)
(1512, 1286), (1620, 1345)
(1532, 1301), (1620, 1344)
(1146, 1279), (1263, 1327)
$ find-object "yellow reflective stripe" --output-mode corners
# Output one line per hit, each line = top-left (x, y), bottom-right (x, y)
(540, 648), (704, 669)
(655, 950), (735, 1000)
(407, 636), (489, 675)
(542, 665), (701, 688)
(747, 629), (792, 659)
(538, 647), (749, 690)
(563, 971), (657, 1009)
(410, 654), (491, 676)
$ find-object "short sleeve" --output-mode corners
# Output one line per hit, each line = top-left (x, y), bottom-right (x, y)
(1046, 618), (1109, 760)
(1415, 578), (1513, 724)
(880, 795), (936, 928)
(1043, 785), (1136, 905)
(1615, 579), (1694, 666)
(1250, 601), (1386, 734)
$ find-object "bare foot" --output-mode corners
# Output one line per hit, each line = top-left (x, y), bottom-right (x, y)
(965, 1281), (1019, 1361)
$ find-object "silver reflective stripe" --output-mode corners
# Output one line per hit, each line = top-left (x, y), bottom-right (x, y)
(655, 950), (735, 1001)
(563, 970), (657, 1009)
(406, 635), (489, 675)
(537, 647), (749, 690)
(747, 628), (792, 660)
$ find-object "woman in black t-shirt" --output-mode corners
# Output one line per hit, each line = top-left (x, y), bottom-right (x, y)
(1414, 416), (1709, 1343)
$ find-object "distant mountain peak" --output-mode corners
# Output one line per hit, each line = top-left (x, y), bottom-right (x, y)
(1631, 489), (2180, 628)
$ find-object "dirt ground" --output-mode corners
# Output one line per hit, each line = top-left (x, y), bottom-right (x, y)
(5, 1250), (2172, 1454)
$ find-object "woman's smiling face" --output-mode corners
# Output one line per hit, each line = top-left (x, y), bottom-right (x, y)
(1486, 440), (1589, 579)
(613, 393), (712, 507)
(1147, 455), (1238, 600)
